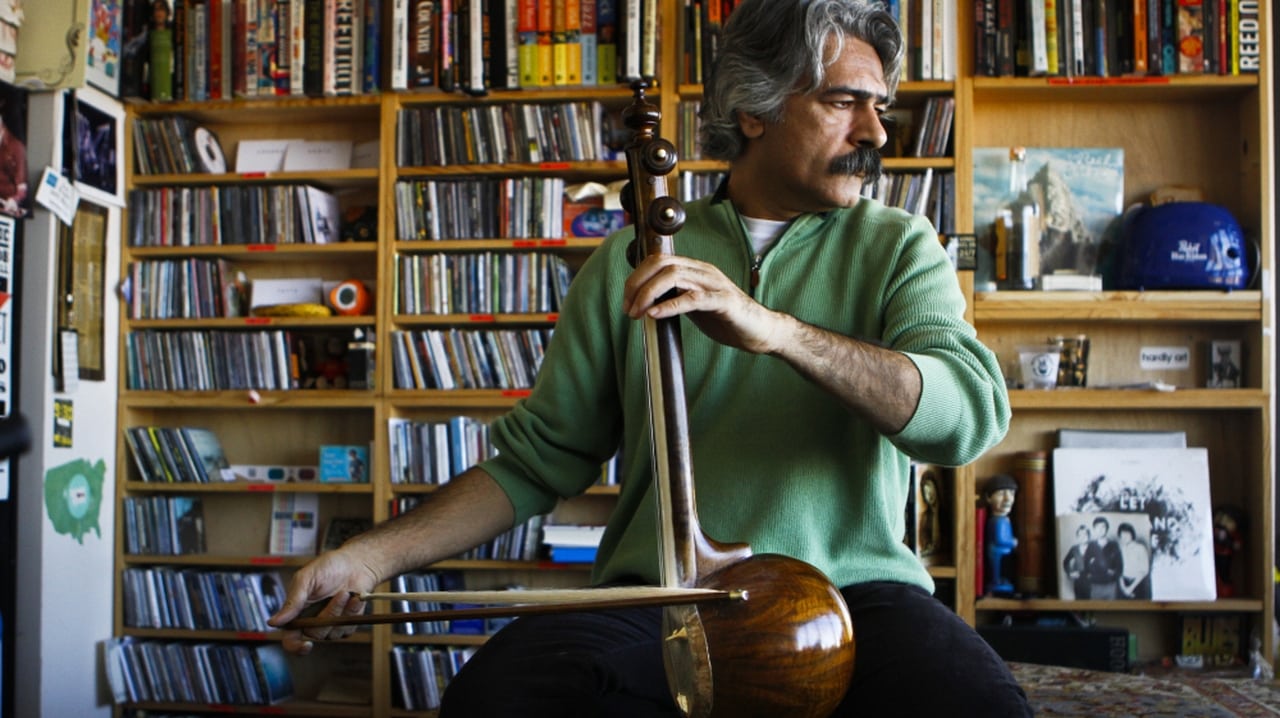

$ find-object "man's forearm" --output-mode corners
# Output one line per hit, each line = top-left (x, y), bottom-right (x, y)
(340, 467), (516, 585)
(766, 312), (922, 435)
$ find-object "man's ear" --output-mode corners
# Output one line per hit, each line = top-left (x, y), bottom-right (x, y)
(738, 111), (765, 139)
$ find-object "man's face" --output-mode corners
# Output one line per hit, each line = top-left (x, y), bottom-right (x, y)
(988, 488), (1014, 516)
(736, 37), (889, 219)
(1092, 522), (1108, 541)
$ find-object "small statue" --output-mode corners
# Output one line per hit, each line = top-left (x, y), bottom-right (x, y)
(984, 474), (1018, 597)
(1213, 507), (1244, 598)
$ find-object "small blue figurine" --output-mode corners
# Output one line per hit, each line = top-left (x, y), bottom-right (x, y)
(984, 474), (1019, 597)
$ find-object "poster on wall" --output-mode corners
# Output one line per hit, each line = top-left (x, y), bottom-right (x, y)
(0, 214), (14, 501)
(0, 81), (29, 220)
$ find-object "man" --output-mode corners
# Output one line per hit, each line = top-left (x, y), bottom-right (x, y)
(271, 1), (1027, 714)
(1062, 521), (1093, 599)
(1084, 516), (1123, 600)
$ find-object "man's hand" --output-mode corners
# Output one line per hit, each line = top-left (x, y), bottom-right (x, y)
(268, 548), (379, 654)
(622, 253), (785, 354)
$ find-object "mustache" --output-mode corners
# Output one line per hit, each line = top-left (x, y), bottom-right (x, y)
(828, 148), (883, 184)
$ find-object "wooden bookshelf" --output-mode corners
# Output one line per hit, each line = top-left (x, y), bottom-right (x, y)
(109, 0), (1274, 714)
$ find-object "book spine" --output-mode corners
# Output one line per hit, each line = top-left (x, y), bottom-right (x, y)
(409, 0), (436, 87)
(390, 0), (409, 89)
(639, 0), (655, 78)
(995, 0), (1015, 76)
(256, 0), (277, 94)
(536, 0), (553, 85)
(174, 0), (187, 100)
(487, 0), (517, 89)
(596, 0), (616, 83)
(328, 0), (358, 94)
(1235, 0), (1258, 72)
(272, 0), (291, 94)
(209, 0), (224, 98)
(289, 0), (305, 94)
(552, 0), (566, 84)
(1044, 0), (1059, 74)
(243, 0), (260, 96)
(1132, 0), (1147, 73)
(439, 0), (457, 92)
(517, 0), (538, 86)
(363, 0), (381, 91)
(579, 0), (596, 84)
(565, 0), (581, 84)
(1013, 450), (1050, 597)
(1177, 0), (1203, 73)
(303, 0), (324, 94)
(466, 0), (487, 94)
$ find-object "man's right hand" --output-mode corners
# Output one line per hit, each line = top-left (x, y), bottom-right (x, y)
(268, 548), (380, 654)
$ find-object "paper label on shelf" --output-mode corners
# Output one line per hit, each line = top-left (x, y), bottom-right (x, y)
(1138, 346), (1190, 370)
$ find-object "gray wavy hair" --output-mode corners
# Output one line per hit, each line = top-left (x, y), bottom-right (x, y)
(699, 0), (905, 161)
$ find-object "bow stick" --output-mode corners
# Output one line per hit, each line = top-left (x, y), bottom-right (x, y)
(284, 586), (744, 630)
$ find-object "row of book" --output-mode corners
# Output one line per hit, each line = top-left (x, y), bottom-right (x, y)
(395, 101), (621, 168)
(680, 1), (959, 84)
(104, 638), (293, 706)
(123, 0), (384, 101)
(906, 96), (956, 159)
(122, 495), (208, 555)
(392, 0), (653, 92)
(124, 426), (233, 484)
(975, 0), (1262, 78)
(126, 258), (239, 320)
(861, 169), (957, 235)
(396, 251), (574, 315)
(393, 177), (568, 241)
(125, 328), (372, 391)
(387, 415), (495, 485)
(127, 185), (342, 247)
(391, 644), (475, 711)
(133, 116), (206, 175)
(389, 327), (552, 390)
(390, 496), (545, 560)
(122, 567), (287, 633)
(389, 570), (497, 635)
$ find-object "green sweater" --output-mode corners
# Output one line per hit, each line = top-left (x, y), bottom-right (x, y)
(479, 195), (1010, 591)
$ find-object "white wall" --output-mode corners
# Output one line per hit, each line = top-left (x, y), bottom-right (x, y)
(14, 89), (119, 718)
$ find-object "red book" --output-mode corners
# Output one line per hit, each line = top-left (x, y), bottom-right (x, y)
(209, 0), (224, 98)
(975, 503), (987, 598)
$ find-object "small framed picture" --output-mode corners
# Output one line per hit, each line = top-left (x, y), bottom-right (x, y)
(71, 85), (125, 207)
(1207, 340), (1242, 388)
(87, 0), (124, 96)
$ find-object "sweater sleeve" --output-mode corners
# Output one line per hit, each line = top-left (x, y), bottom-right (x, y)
(477, 233), (631, 524)
(883, 214), (1011, 465)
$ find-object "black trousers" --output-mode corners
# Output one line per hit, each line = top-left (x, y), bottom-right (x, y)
(440, 581), (1032, 717)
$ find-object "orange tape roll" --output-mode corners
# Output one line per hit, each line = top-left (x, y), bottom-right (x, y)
(330, 280), (371, 316)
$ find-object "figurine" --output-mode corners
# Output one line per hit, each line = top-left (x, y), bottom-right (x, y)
(1213, 507), (1244, 597)
(983, 474), (1018, 597)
